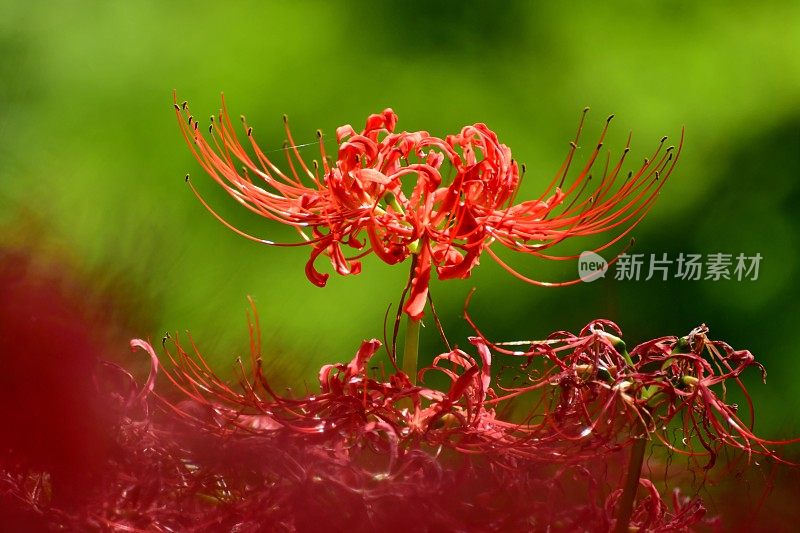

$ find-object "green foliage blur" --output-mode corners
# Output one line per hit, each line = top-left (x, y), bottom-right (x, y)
(1, 1), (799, 433)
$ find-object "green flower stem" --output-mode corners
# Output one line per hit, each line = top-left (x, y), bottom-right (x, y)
(614, 337), (691, 532)
(613, 333), (646, 533)
(402, 314), (421, 385)
(614, 422), (648, 533)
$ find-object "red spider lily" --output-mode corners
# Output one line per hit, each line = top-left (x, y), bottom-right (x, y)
(2, 296), (704, 530)
(10, 293), (793, 530)
(625, 326), (800, 469)
(145, 294), (800, 474)
(144, 298), (796, 520)
(120, 304), (717, 531)
(466, 300), (800, 471)
(176, 98), (682, 318)
(605, 482), (711, 532)
(141, 299), (624, 465)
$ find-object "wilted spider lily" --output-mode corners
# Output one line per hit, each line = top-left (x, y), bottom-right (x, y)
(467, 304), (800, 532)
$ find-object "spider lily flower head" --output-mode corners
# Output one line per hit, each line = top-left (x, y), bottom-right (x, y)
(624, 326), (800, 469)
(465, 303), (800, 470)
(177, 97), (682, 318)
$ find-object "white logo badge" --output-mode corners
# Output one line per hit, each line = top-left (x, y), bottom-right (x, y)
(578, 251), (608, 282)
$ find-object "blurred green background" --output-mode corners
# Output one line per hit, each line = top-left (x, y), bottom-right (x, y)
(1, 1), (799, 434)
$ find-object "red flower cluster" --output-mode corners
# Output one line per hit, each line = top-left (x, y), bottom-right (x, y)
(3, 289), (795, 531)
(177, 99), (682, 318)
(469, 315), (800, 469)
(126, 308), (720, 531)
(150, 300), (794, 474)
(114, 305), (790, 529)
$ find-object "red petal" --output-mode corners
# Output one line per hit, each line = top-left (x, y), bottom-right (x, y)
(346, 339), (382, 376)
(305, 245), (330, 287)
